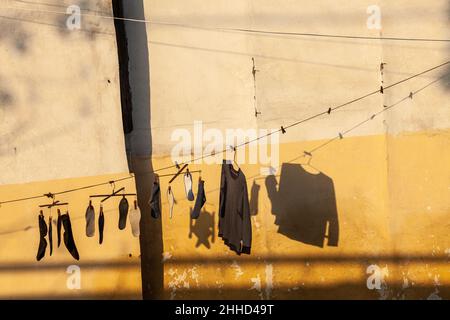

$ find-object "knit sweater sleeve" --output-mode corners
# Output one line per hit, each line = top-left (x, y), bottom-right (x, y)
(241, 180), (252, 254)
(219, 162), (227, 218)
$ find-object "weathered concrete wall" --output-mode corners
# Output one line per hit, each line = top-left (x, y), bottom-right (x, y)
(140, 0), (449, 299)
(0, 0), (128, 185)
(0, 0), (140, 299)
(0, 0), (448, 300)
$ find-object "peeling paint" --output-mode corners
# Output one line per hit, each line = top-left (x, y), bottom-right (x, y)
(231, 260), (244, 279)
(167, 267), (201, 300)
(427, 289), (442, 300)
(445, 248), (450, 257)
(265, 264), (273, 300)
(250, 274), (263, 300)
(162, 251), (172, 263)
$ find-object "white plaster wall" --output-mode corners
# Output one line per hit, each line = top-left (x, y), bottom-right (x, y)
(0, 0), (128, 185)
(140, 0), (448, 156)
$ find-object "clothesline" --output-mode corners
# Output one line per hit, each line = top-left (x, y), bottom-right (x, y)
(2, 3), (450, 43)
(0, 60), (448, 207)
(163, 74), (447, 200)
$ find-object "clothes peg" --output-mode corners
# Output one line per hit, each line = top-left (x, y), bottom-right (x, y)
(281, 126), (286, 134)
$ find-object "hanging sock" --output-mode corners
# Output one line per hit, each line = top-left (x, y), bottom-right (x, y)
(61, 212), (80, 261)
(36, 211), (47, 261)
(191, 179), (206, 219)
(167, 186), (175, 219)
(57, 209), (62, 248)
(184, 171), (195, 201)
(98, 205), (105, 245)
(85, 200), (95, 237)
(129, 200), (141, 237)
(48, 216), (53, 256)
(149, 177), (161, 219)
(118, 196), (129, 230)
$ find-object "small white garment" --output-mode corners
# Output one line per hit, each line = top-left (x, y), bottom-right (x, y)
(129, 200), (141, 237)
(184, 171), (195, 201)
(167, 186), (175, 219)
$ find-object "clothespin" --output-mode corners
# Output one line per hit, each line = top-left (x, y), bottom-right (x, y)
(409, 92), (413, 99)
(380, 86), (384, 94)
(327, 107), (332, 115)
(255, 108), (261, 117)
(44, 192), (54, 199)
(370, 114), (376, 120)
(303, 151), (312, 157)
(380, 62), (387, 71)
(175, 161), (181, 170)
(383, 105), (388, 108)
(339, 133), (344, 140)
(281, 126), (286, 134)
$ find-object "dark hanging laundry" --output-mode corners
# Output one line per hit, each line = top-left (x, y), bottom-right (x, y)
(36, 211), (48, 261)
(184, 171), (195, 201)
(48, 216), (53, 256)
(218, 161), (252, 255)
(61, 212), (80, 260)
(85, 201), (95, 237)
(149, 178), (161, 219)
(191, 179), (206, 219)
(57, 209), (62, 248)
(98, 206), (105, 245)
(118, 196), (129, 230)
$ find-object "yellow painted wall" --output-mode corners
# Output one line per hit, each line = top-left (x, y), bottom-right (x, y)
(151, 130), (449, 300)
(0, 173), (141, 299)
(0, 0), (448, 300)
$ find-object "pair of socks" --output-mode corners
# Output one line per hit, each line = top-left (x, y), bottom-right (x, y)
(118, 196), (129, 230)
(85, 201), (95, 237)
(98, 205), (105, 244)
(149, 178), (161, 219)
(129, 200), (141, 237)
(36, 211), (48, 261)
(61, 212), (80, 261)
(48, 216), (53, 256)
(184, 171), (195, 201)
(191, 179), (206, 219)
(167, 186), (175, 219)
(57, 209), (62, 247)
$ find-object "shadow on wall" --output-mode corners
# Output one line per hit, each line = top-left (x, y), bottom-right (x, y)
(265, 163), (339, 248)
(112, 0), (163, 299)
(189, 208), (216, 249)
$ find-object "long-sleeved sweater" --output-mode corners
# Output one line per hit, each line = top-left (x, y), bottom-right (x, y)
(218, 161), (252, 255)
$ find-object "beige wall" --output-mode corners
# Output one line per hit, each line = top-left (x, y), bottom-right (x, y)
(0, 0), (448, 300)
(0, 0), (128, 185)
(141, 0), (449, 299)
(0, 1), (140, 299)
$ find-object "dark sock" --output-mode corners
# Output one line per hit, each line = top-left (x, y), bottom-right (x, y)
(57, 209), (62, 248)
(149, 180), (161, 219)
(48, 216), (53, 256)
(61, 212), (80, 260)
(191, 179), (206, 219)
(118, 196), (129, 230)
(36, 211), (47, 261)
(98, 205), (105, 245)
(85, 201), (95, 237)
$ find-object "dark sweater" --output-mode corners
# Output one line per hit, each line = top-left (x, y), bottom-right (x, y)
(218, 161), (252, 255)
